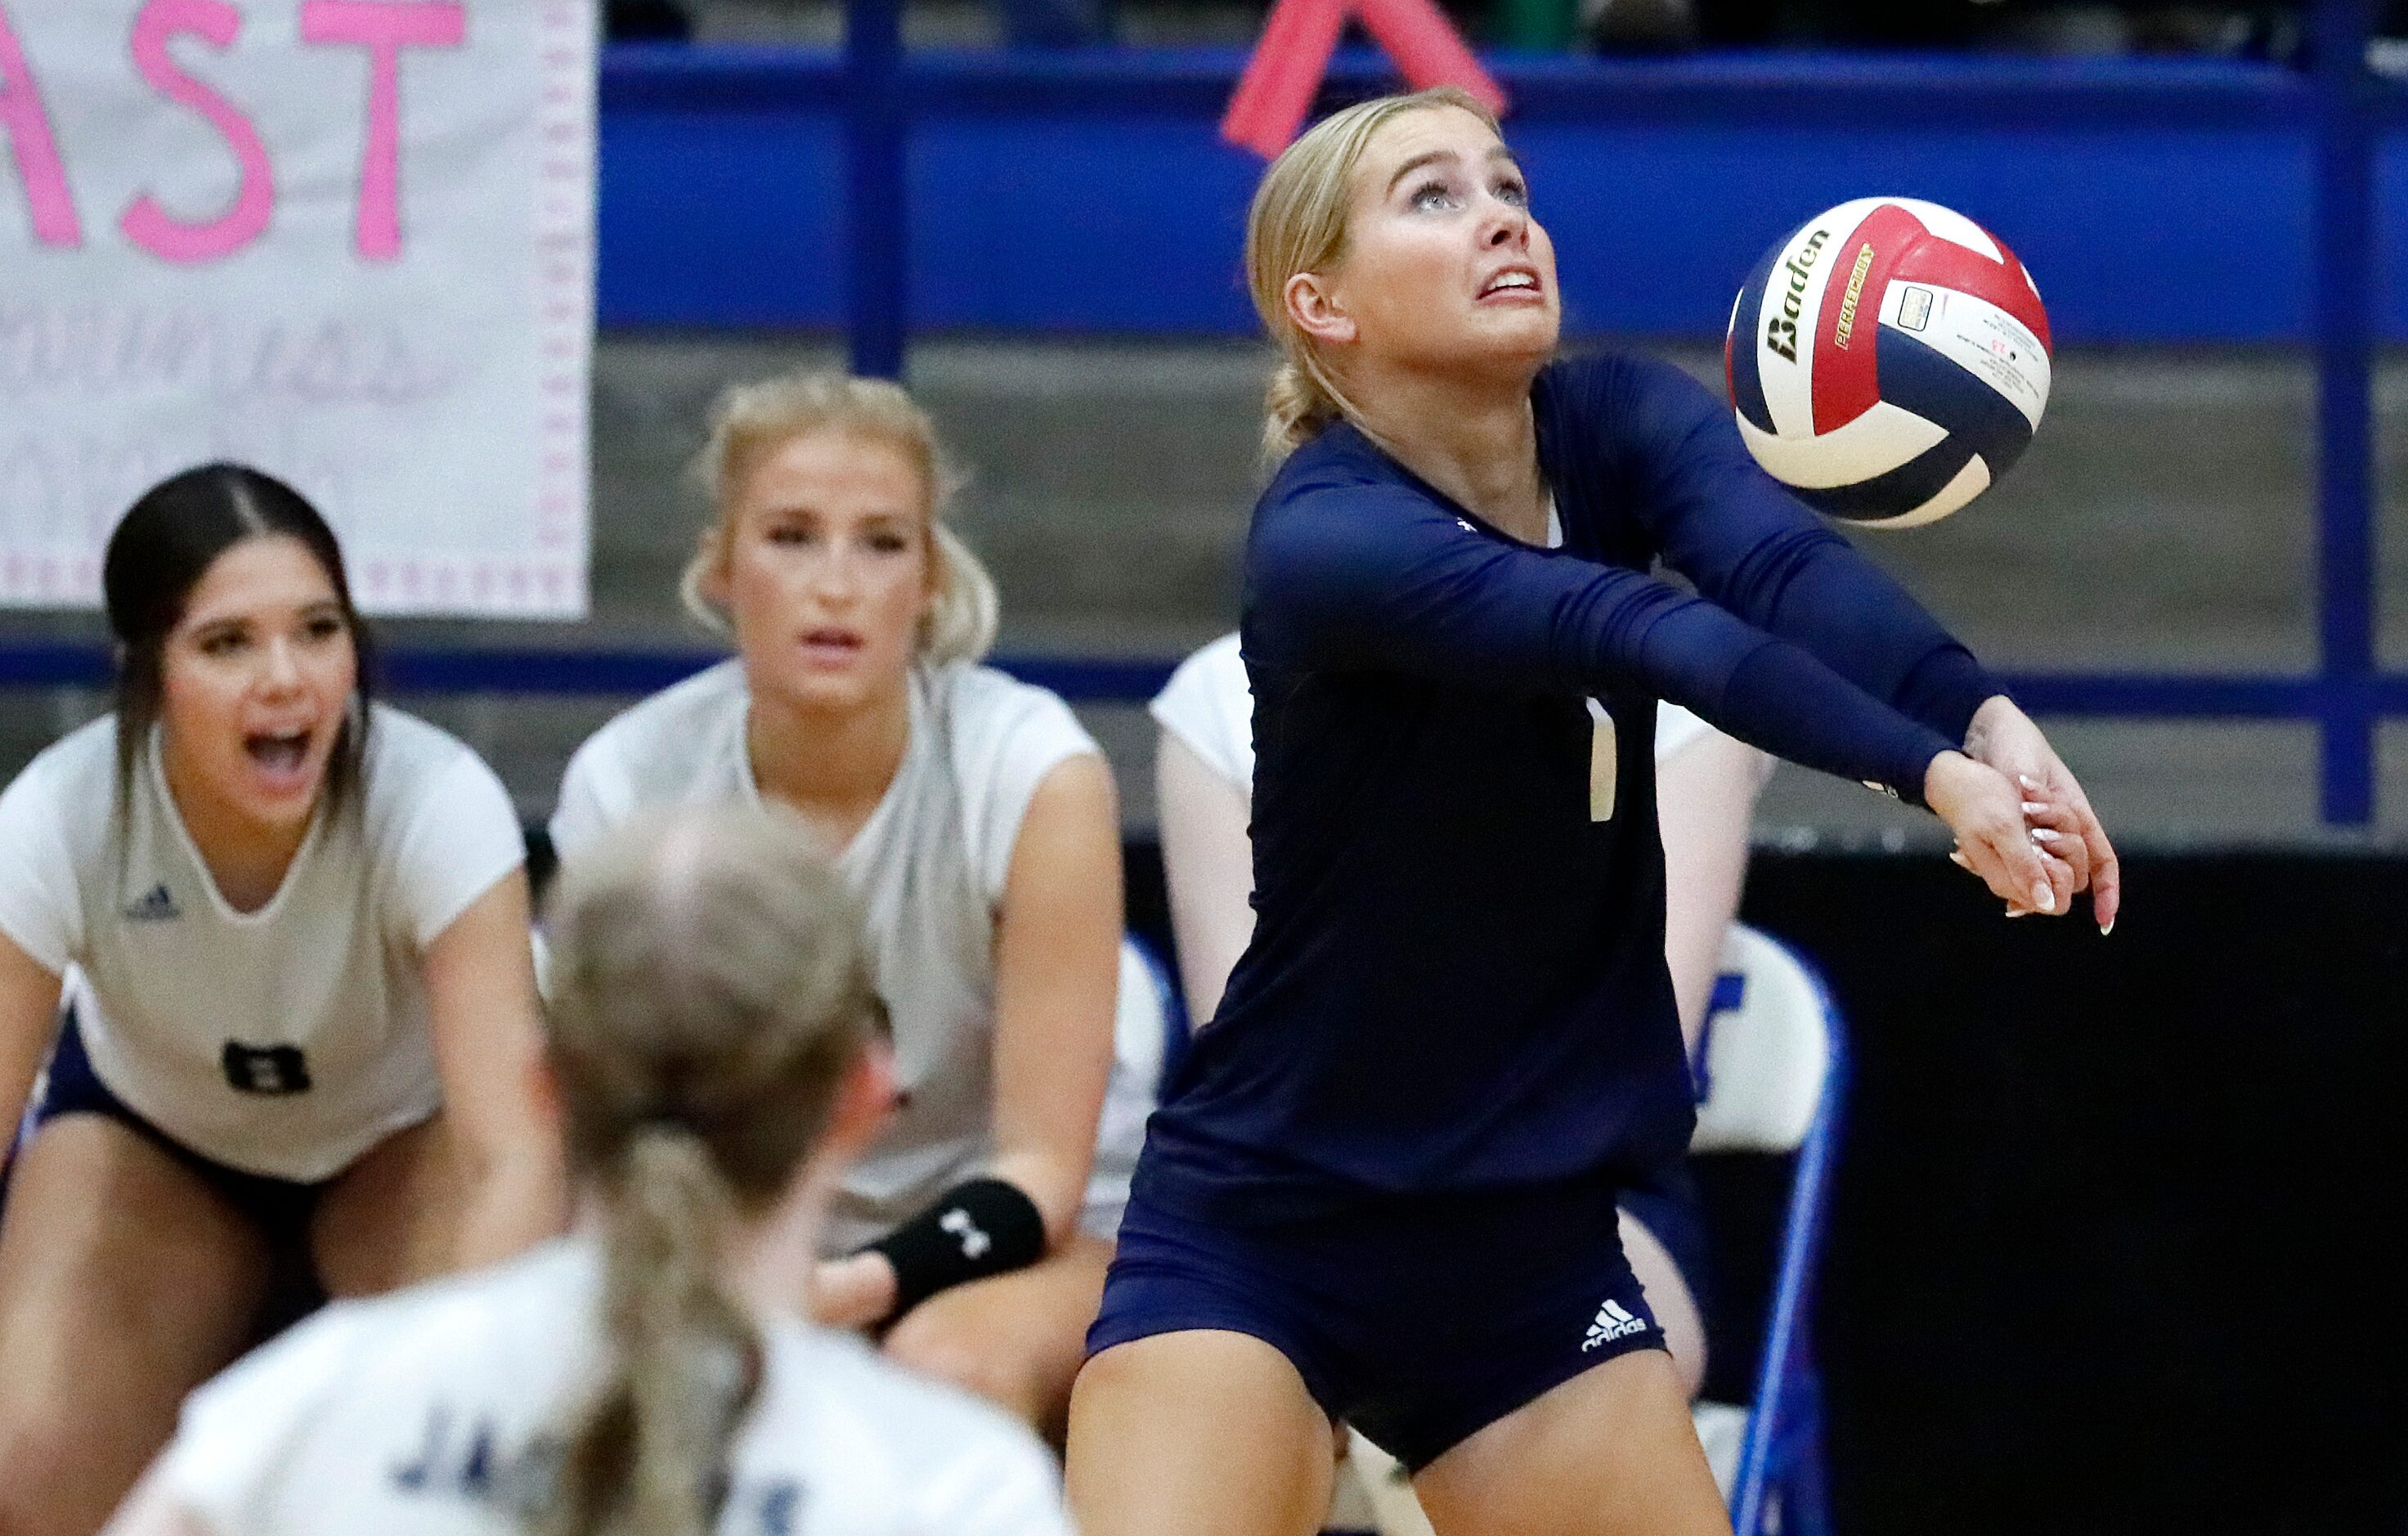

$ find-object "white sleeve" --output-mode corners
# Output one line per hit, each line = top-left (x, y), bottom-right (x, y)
(154, 1307), (369, 1527)
(912, 1428), (1075, 1536)
(547, 730), (626, 869)
(1148, 633), (1252, 792)
(0, 755), (82, 975)
(390, 749), (527, 949)
(956, 677), (1101, 905)
(1653, 701), (1716, 765)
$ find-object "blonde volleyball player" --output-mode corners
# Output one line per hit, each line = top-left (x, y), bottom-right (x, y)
(0, 465), (562, 1536)
(1068, 91), (2116, 1536)
(104, 803), (1074, 1536)
(1153, 633), (1771, 1401)
(549, 373), (1123, 1437)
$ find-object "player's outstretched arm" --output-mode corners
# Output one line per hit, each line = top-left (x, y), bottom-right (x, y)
(0, 933), (61, 1170)
(1254, 486), (1956, 800)
(1599, 355), (1996, 744)
(422, 870), (567, 1269)
(1155, 730), (1257, 1026)
(984, 751), (1123, 1240)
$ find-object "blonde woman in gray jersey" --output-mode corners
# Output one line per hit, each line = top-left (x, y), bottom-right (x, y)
(104, 804), (1074, 1536)
(549, 373), (1123, 1439)
(0, 465), (563, 1536)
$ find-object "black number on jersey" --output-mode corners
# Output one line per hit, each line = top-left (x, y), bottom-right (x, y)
(221, 1041), (312, 1095)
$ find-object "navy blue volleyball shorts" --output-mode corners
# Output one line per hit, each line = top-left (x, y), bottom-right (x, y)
(1088, 1174), (1670, 1471)
(1619, 1157), (1711, 1323)
(29, 1006), (325, 1251)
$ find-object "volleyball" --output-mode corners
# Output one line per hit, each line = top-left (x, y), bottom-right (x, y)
(1724, 197), (2052, 528)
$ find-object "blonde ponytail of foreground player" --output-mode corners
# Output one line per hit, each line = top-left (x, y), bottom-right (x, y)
(540, 807), (882, 1536)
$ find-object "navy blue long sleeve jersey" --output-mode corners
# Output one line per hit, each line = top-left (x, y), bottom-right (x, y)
(1133, 352), (1998, 1223)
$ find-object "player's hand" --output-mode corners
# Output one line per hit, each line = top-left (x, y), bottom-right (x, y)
(1924, 751), (2070, 918)
(811, 1251), (899, 1331)
(1961, 696), (2120, 933)
(2017, 789), (2090, 896)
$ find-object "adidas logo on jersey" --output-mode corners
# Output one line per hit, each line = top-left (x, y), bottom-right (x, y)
(1582, 1299), (1648, 1352)
(122, 884), (180, 922)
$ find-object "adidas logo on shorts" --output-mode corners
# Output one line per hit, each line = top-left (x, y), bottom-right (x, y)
(1581, 1299), (1648, 1352)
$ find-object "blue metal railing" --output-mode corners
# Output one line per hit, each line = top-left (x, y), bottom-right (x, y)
(2, 2), (2397, 820)
(8, 636), (2399, 730)
(0, 638), (1180, 707)
(2311, 0), (2382, 821)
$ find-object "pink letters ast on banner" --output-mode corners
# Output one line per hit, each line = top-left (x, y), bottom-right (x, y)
(0, 0), (467, 263)
(0, 3), (80, 245)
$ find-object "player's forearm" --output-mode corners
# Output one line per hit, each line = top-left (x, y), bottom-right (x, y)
(1711, 517), (1995, 740)
(987, 1140), (1094, 1246)
(451, 1138), (567, 1270)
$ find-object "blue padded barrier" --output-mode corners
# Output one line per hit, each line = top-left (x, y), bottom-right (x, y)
(596, 45), (2390, 344)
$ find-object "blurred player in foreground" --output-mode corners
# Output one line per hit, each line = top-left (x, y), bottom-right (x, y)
(105, 804), (1074, 1536)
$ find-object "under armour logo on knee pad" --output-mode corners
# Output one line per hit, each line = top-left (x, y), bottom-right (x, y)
(939, 1206), (992, 1260)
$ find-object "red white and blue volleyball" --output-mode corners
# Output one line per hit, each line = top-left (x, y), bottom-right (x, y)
(1725, 197), (2052, 529)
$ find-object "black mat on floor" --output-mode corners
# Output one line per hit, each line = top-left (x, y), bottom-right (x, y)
(1740, 851), (2408, 1536)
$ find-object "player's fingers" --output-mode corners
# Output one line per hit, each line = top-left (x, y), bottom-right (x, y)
(2016, 788), (2083, 836)
(1955, 815), (2053, 914)
(2038, 847), (2078, 913)
(2032, 771), (2121, 932)
(1983, 817), (2060, 916)
(2081, 809), (2122, 934)
(2025, 817), (2088, 892)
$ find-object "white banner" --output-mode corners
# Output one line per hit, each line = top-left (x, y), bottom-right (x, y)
(0, 0), (594, 618)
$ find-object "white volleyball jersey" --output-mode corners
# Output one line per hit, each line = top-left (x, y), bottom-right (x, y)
(0, 707), (525, 1182)
(1150, 631), (1720, 797)
(551, 660), (1126, 1251)
(155, 1237), (1074, 1536)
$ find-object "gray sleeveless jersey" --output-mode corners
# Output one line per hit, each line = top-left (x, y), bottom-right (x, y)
(550, 660), (1101, 1251)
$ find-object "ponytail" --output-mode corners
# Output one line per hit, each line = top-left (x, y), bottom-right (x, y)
(922, 522), (1000, 667)
(538, 806), (880, 1536)
(545, 1129), (765, 1536)
(1262, 362), (1343, 465)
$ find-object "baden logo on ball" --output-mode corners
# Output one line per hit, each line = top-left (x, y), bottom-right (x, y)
(1725, 198), (2052, 529)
